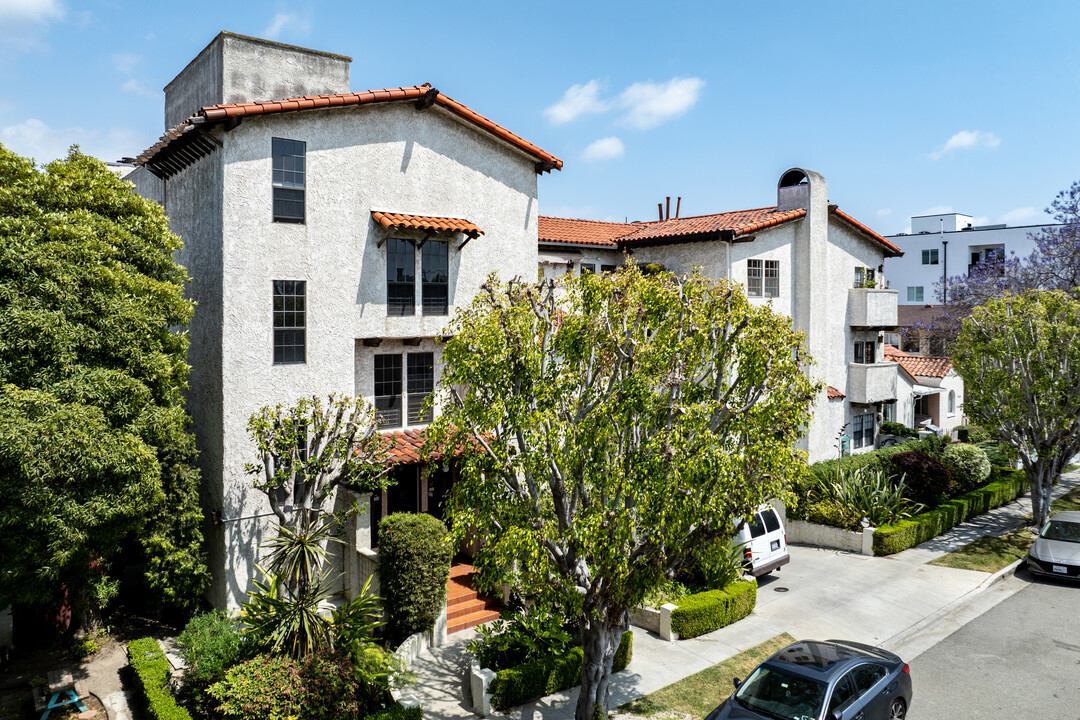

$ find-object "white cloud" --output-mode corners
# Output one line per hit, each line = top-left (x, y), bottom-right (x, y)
(0, 0), (64, 22)
(112, 52), (139, 75)
(264, 12), (309, 40)
(616, 77), (704, 130)
(930, 130), (1001, 160)
(1, 118), (145, 165)
(544, 80), (608, 125)
(877, 208), (892, 218)
(581, 136), (624, 162)
(998, 206), (1042, 225)
(122, 78), (157, 99)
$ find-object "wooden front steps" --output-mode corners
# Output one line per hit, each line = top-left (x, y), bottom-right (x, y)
(447, 563), (500, 634)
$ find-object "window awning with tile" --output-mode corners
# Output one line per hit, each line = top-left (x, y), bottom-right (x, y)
(372, 211), (484, 240)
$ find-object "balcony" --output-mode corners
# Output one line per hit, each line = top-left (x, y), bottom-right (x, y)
(848, 288), (898, 329)
(847, 362), (897, 404)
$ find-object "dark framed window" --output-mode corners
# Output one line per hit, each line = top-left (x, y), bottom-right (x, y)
(853, 340), (876, 364)
(407, 353), (435, 424)
(272, 138), (305, 223)
(387, 238), (415, 316)
(580, 263), (596, 275)
(273, 280), (306, 364)
(764, 260), (779, 297)
(374, 355), (403, 428)
(852, 413), (875, 449)
(422, 241), (448, 316)
(747, 259), (763, 297)
(601, 264), (617, 273)
(922, 249), (939, 265)
(854, 266), (876, 288)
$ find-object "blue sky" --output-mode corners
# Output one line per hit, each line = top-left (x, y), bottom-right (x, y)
(2, 0), (1078, 235)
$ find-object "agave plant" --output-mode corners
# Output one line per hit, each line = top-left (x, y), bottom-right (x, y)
(829, 467), (923, 528)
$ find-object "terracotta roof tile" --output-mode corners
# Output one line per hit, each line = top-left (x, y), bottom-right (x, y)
(538, 216), (641, 247)
(134, 83), (562, 172)
(884, 344), (952, 378)
(616, 207), (807, 246)
(372, 211), (483, 239)
(827, 385), (845, 399)
(380, 428), (429, 465)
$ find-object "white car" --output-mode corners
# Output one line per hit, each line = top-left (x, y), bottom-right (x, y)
(734, 505), (790, 577)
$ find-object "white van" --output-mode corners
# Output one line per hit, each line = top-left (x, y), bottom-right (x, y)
(734, 505), (790, 577)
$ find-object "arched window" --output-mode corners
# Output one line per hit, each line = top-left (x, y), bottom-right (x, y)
(948, 390), (956, 414)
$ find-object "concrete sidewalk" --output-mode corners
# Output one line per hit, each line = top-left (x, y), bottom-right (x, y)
(409, 470), (1079, 719)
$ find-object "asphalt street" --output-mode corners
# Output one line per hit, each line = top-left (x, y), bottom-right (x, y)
(908, 568), (1080, 719)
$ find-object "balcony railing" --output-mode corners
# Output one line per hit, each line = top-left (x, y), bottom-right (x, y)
(848, 288), (898, 329)
(847, 362), (897, 404)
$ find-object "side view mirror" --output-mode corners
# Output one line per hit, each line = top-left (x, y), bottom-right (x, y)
(832, 711), (843, 720)
(732, 677), (741, 689)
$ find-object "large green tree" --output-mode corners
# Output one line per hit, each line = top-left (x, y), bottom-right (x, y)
(952, 290), (1080, 528)
(0, 145), (207, 623)
(429, 265), (819, 719)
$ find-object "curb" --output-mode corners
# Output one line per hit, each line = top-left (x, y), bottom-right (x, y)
(883, 557), (1024, 654)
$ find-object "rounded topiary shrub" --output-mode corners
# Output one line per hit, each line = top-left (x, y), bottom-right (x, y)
(891, 450), (954, 508)
(942, 442), (992, 493)
(378, 513), (453, 644)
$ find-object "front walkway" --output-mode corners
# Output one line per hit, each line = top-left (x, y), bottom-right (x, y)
(409, 470), (1079, 719)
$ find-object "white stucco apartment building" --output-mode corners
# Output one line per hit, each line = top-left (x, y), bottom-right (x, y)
(883, 211), (1060, 306)
(126, 32), (561, 609)
(538, 169), (908, 464)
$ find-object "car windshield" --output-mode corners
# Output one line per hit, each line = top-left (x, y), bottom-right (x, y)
(733, 664), (826, 720)
(1042, 519), (1080, 543)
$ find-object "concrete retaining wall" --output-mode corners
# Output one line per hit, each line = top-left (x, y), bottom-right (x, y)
(788, 519), (875, 555)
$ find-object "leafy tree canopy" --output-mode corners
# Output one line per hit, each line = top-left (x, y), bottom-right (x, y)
(428, 265), (819, 719)
(0, 144), (207, 620)
(952, 289), (1080, 528)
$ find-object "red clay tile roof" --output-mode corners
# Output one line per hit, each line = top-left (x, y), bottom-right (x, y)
(826, 385), (846, 399)
(616, 207), (808, 246)
(372, 211), (483, 239)
(538, 216), (640, 247)
(829, 206), (903, 257)
(883, 344), (952, 378)
(133, 83), (562, 172)
(381, 428), (429, 465)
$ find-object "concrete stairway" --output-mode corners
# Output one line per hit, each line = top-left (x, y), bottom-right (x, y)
(446, 563), (500, 634)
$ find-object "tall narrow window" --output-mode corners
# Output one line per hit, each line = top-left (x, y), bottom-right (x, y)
(407, 353), (435, 424)
(273, 280), (306, 364)
(422, 241), (448, 316)
(747, 259), (763, 297)
(764, 260), (780, 297)
(387, 238), (415, 316)
(374, 355), (402, 428)
(852, 413), (875, 449)
(948, 390), (956, 414)
(272, 138), (305, 223)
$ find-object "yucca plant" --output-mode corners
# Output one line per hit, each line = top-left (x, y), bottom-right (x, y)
(239, 566), (335, 659)
(829, 467), (922, 528)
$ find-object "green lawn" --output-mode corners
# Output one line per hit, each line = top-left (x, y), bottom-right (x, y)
(617, 634), (795, 719)
(928, 529), (1034, 572)
(1052, 486), (1080, 513)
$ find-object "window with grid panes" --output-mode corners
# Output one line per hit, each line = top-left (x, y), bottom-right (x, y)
(853, 340), (876, 364)
(272, 138), (305, 223)
(747, 259), (763, 296)
(273, 280), (305, 364)
(386, 238), (415, 315)
(852, 413), (875, 449)
(763, 260), (779, 297)
(407, 353), (435, 424)
(374, 355), (402, 428)
(422, 241), (448, 315)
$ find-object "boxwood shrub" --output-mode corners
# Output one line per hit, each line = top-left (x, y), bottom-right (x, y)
(488, 631), (632, 711)
(369, 706), (424, 720)
(378, 513), (453, 644)
(669, 579), (757, 639)
(873, 469), (1025, 555)
(128, 637), (193, 720)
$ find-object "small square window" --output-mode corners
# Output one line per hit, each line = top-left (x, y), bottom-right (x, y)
(907, 286), (924, 303)
(922, 249), (939, 265)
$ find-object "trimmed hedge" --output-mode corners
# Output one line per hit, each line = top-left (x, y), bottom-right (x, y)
(378, 513), (453, 644)
(128, 637), (193, 720)
(873, 469), (1025, 555)
(669, 579), (757, 639)
(489, 630), (632, 711)
(801, 436), (944, 494)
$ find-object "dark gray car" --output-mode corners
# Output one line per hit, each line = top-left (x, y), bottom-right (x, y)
(704, 639), (913, 720)
(1027, 510), (1080, 580)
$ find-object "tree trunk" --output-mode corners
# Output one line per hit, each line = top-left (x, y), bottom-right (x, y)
(575, 610), (626, 720)
(1029, 461), (1058, 528)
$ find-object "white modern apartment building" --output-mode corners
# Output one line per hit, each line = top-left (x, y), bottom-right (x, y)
(884, 212), (1059, 305)
(126, 32), (561, 609)
(538, 169), (907, 464)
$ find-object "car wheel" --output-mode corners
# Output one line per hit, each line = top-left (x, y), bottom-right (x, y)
(889, 699), (906, 720)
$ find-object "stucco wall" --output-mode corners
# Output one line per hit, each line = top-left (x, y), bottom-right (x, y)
(202, 101), (538, 608)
